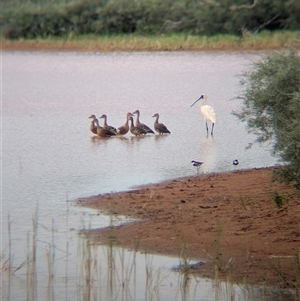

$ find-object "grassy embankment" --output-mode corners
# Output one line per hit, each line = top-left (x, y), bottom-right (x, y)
(2, 30), (300, 52)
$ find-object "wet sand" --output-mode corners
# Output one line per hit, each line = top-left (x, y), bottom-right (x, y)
(77, 167), (300, 288)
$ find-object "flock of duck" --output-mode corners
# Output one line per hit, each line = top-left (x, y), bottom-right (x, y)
(88, 110), (171, 138)
(89, 94), (239, 172)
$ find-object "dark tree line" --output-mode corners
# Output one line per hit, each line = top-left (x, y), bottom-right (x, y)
(1, 0), (299, 38)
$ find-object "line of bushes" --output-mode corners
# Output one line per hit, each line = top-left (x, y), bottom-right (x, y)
(1, 0), (300, 39)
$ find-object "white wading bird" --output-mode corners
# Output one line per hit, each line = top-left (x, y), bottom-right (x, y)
(191, 94), (216, 136)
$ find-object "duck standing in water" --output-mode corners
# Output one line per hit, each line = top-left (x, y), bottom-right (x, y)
(132, 110), (154, 134)
(152, 113), (171, 134)
(99, 114), (117, 135)
(117, 112), (132, 136)
(129, 116), (148, 136)
(88, 114), (98, 135)
(94, 118), (116, 137)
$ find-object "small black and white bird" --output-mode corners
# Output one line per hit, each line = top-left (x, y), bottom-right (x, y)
(233, 159), (239, 166)
(191, 160), (204, 173)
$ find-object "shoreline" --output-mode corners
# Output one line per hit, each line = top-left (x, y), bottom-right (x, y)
(77, 166), (300, 288)
(1, 42), (285, 53)
(2, 34), (299, 53)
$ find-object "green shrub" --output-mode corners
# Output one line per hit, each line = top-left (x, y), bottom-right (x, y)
(272, 192), (284, 208)
(1, 0), (300, 38)
(233, 50), (300, 190)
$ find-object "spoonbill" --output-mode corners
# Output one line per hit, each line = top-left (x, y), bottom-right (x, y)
(132, 110), (154, 134)
(152, 113), (171, 134)
(191, 94), (216, 136)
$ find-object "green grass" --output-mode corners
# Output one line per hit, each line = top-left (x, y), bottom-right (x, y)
(2, 31), (299, 52)
(272, 192), (284, 208)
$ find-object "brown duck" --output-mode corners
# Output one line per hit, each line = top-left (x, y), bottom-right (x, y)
(129, 116), (148, 136)
(99, 114), (117, 135)
(117, 112), (132, 136)
(152, 113), (171, 134)
(132, 110), (154, 134)
(94, 118), (116, 137)
(88, 114), (98, 135)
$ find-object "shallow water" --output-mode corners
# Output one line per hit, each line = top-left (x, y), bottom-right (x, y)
(2, 51), (294, 300)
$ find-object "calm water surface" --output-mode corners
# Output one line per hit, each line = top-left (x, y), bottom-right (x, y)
(2, 51), (293, 301)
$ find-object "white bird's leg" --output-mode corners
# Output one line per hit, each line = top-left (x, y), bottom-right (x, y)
(211, 123), (214, 136)
(206, 121), (209, 137)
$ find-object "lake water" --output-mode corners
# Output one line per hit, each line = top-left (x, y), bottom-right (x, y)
(2, 51), (294, 300)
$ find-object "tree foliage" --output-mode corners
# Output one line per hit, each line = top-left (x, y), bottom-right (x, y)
(1, 0), (300, 38)
(233, 50), (300, 189)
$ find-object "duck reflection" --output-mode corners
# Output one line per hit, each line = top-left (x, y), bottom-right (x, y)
(154, 133), (170, 141)
(90, 135), (110, 145)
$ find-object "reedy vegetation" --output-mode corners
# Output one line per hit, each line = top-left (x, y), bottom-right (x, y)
(1, 0), (300, 39)
(1, 31), (299, 51)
